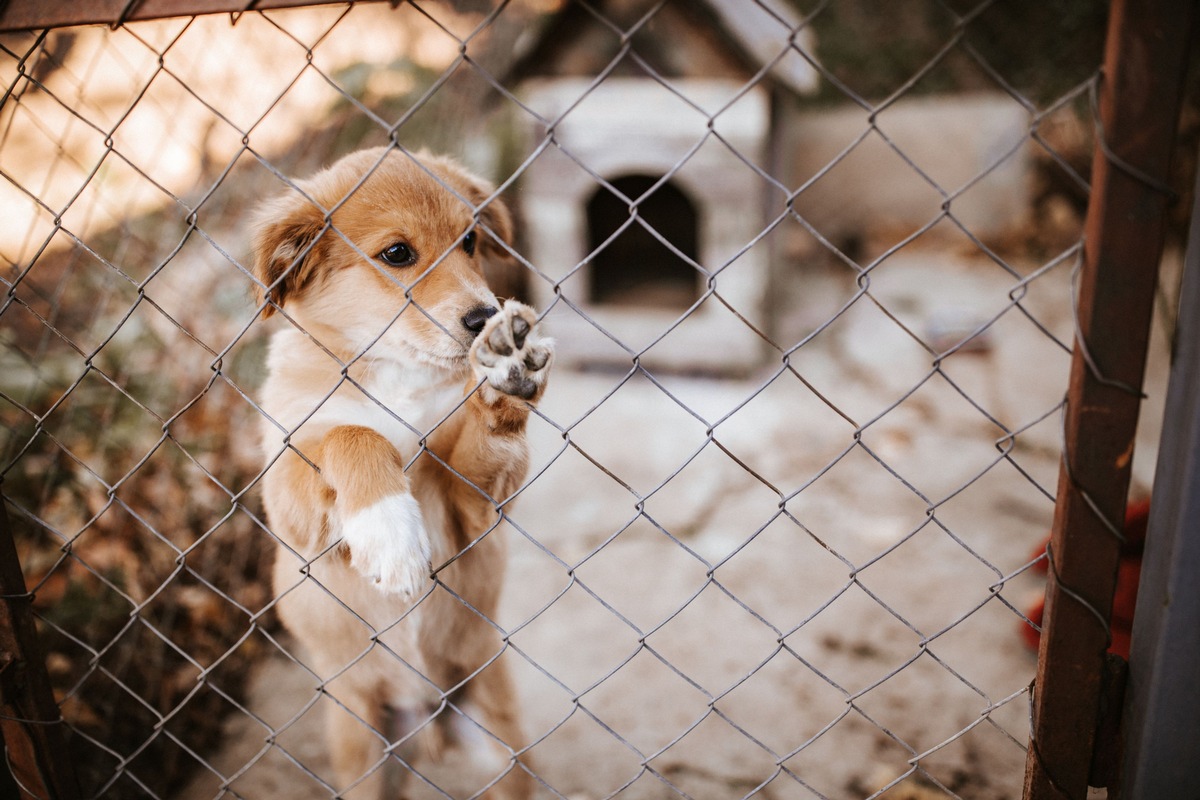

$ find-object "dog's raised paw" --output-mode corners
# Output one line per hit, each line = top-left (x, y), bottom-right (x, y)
(471, 300), (553, 401)
(340, 494), (431, 597)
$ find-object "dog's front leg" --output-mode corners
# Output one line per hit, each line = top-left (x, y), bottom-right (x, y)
(434, 299), (553, 510)
(431, 301), (551, 800)
(318, 424), (431, 598)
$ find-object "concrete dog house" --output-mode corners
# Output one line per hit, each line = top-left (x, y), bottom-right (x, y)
(506, 0), (820, 373)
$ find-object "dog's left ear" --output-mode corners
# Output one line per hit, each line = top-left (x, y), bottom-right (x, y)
(450, 170), (513, 263)
(475, 194), (515, 263)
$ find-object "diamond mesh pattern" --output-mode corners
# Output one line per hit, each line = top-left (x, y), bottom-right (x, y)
(1, 3), (1112, 798)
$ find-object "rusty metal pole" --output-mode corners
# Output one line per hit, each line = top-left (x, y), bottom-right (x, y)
(1022, 1), (1196, 798)
(0, 0), (394, 32)
(0, 502), (81, 800)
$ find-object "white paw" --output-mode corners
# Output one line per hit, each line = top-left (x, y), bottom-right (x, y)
(340, 494), (431, 597)
(470, 300), (553, 400)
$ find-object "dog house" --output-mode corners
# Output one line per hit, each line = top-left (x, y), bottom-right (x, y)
(508, 0), (819, 372)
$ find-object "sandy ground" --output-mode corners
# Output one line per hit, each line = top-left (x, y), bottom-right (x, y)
(179, 248), (1170, 800)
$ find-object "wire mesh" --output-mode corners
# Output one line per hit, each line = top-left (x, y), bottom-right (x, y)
(0, 2), (1138, 799)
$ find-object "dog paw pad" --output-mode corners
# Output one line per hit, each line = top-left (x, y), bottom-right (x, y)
(471, 301), (552, 401)
(511, 316), (530, 348)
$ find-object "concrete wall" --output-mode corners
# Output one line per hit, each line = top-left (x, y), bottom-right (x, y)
(783, 93), (1032, 242)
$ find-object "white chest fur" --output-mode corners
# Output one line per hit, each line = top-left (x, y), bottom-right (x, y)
(351, 358), (463, 455)
(260, 329), (464, 463)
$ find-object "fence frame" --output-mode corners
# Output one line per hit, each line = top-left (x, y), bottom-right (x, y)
(0, 1), (1197, 798)
(0, 502), (82, 800)
(0, 0), (398, 33)
(1020, 0), (1196, 798)
(1118, 140), (1200, 798)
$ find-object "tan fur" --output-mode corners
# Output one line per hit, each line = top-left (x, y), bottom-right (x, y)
(253, 147), (551, 799)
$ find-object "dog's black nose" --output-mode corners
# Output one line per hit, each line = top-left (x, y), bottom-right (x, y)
(461, 304), (499, 335)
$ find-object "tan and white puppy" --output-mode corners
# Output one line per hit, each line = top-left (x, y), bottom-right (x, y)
(252, 147), (551, 799)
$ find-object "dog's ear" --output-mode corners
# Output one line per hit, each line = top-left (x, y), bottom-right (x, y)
(476, 195), (515, 263)
(251, 192), (329, 317)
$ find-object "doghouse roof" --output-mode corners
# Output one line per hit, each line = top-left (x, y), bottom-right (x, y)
(506, 0), (820, 98)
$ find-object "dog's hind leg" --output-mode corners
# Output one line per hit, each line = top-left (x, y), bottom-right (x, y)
(461, 657), (535, 800)
(326, 696), (394, 800)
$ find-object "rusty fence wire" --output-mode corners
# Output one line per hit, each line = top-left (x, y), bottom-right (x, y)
(0, 2), (1188, 799)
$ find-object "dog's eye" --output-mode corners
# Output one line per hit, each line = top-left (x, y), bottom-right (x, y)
(462, 231), (476, 257)
(379, 242), (417, 267)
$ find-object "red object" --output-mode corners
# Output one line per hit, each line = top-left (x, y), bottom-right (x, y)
(1021, 498), (1151, 659)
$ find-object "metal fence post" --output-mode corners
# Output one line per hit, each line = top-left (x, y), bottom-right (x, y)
(0, 0), (372, 30)
(1022, 0), (1196, 798)
(0, 502), (81, 800)
(1118, 141), (1200, 798)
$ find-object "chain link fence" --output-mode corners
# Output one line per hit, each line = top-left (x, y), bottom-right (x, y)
(0, 2), (1186, 799)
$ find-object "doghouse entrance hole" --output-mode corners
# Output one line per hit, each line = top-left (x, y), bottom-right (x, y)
(586, 175), (700, 309)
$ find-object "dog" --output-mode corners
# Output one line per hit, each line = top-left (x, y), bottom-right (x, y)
(251, 146), (552, 799)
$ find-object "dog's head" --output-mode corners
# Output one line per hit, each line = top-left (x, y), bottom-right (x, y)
(251, 147), (513, 368)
